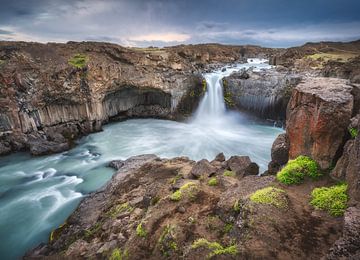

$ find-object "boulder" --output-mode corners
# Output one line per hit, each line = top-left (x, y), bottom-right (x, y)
(190, 159), (217, 178)
(267, 133), (290, 174)
(286, 77), (354, 169)
(227, 155), (259, 177)
(108, 160), (125, 170)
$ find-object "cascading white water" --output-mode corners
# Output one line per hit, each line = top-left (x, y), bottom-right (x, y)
(0, 58), (282, 260)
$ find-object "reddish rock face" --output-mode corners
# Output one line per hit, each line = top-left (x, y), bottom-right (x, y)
(286, 77), (354, 169)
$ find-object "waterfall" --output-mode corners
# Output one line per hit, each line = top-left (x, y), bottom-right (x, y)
(193, 58), (270, 124)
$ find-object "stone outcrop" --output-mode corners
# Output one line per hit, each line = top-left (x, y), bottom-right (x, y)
(286, 77), (354, 169)
(26, 154), (343, 260)
(267, 133), (290, 174)
(223, 68), (302, 123)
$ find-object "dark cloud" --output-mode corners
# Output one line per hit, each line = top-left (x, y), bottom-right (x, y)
(0, 0), (359, 47)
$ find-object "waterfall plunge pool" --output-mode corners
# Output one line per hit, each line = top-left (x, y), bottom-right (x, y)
(0, 59), (283, 259)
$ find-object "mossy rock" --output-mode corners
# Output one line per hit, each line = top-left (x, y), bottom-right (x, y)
(208, 177), (218, 186)
(68, 54), (88, 69)
(170, 182), (198, 202)
(310, 183), (348, 217)
(276, 156), (321, 185)
(191, 238), (238, 258)
(250, 187), (288, 208)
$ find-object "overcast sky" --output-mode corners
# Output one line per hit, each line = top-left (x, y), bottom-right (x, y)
(0, 0), (360, 47)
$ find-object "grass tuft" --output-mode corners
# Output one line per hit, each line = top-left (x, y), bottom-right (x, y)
(192, 238), (238, 258)
(109, 248), (129, 260)
(349, 127), (358, 139)
(170, 182), (198, 202)
(136, 223), (147, 238)
(208, 177), (218, 186)
(250, 187), (287, 208)
(310, 183), (348, 217)
(68, 53), (88, 69)
(276, 156), (321, 185)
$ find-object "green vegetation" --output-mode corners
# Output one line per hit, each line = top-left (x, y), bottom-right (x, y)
(223, 223), (233, 233)
(150, 196), (160, 206)
(208, 177), (218, 186)
(276, 156), (321, 185)
(349, 127), (359, 139)
(158, 224), (178, 256)
(306, 52), (358, 63)
(233, 199), (241, 213)
(109, 248), (129, 260)
(107, 202), (133, 218)
(250, 187), (287, 208)
(202, 79), (207, 93)
(192, 238), (238, 258)
(223, 170), (236, 177)
(49, 222), (67, 242)
(169, 174), (182, 185)
(310, 183), (348, 217)
(189, 90), (195, 97)
(84, 222), (102, 239)
(170, 182), (198, 201)
(68, 53), (88, 69)
(136, 223), (147, 238)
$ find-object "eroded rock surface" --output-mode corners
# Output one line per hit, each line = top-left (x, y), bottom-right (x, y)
(286, 77), (354, 169)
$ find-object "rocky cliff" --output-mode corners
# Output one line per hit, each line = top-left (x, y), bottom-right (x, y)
(222, 68), (302, 123)
(0, 42), (276, 156)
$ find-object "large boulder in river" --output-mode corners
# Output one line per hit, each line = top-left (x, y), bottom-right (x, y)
(286, 77), (354, 169)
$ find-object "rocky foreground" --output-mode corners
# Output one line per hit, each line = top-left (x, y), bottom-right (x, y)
(26, 74), (360, 259)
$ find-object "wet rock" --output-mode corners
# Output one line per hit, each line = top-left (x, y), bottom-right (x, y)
(286, 77), (353, 169)
(267, 133), (289, 174)
(28, 138), (69, 156)
(109, 160), (125, 170)
(190, 159), (217, 178)
(0, 142), (11, 155)
(223, 68), (301, 121)
(227, 155), (259, 177)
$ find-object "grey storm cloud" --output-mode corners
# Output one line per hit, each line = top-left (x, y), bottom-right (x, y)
(0, 0), (360, 47)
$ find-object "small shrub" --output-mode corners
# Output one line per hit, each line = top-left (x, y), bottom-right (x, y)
(109, 248), (129, 260)
(208, 177), (218, 186)
(223, 223), (233, 233)
(170, 182), (198, 201)
(349, 127), (358, 139)
(233, 200), (241, 213)
(192, 238), (238, 258)
(310, 183), (348, 217)
(68, 53), (88, 69)
(136, 223), (147, 237)
(223, 170), (236, 177)
(276, 156), (321, 185)
(250, 187), (287, 208)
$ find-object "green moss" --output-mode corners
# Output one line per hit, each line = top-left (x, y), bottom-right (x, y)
(208, 177), (218, 186)
(202, 79), (207, 93)
(109, 248), (129, 260)
(310, 183), (348, 217)
(107, 202), (134, 218)
(250, 187), (287, 208)
(223, 223), (233, 233)
(189, 90), (195, 97)
(223, 170), (236, 177)
(276, 156), (321, 185)
(49, 222), (67, 242)
(192, 238), (238, 258)
(68, 53), (88, 69)
(136, 223), (147, 238)
(158, 224), (178, 256)
(233, 200), (241, 213)
(349, 127), (358, 139)
(170, 182), (198, 202)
